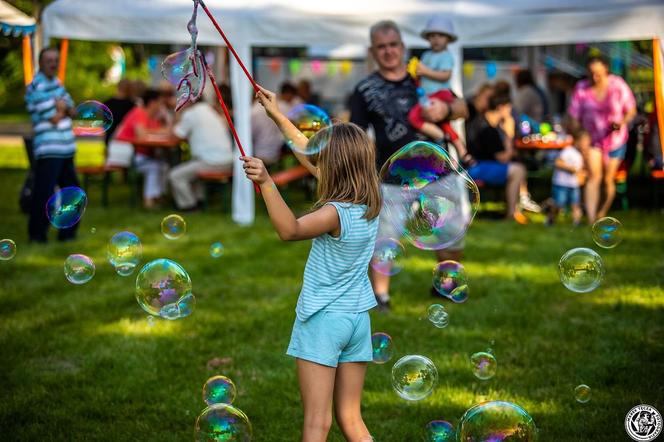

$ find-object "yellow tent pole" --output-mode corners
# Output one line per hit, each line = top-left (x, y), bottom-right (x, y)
(57, 38), (69, 84)
(22, 35), (33, 85)
(654, 38), (664, 159)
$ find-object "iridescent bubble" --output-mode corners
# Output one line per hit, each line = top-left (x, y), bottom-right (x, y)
(470, 351), (497, 380)
(46, 187), (87, 229)
(107, 231), (142, 276)
(371, 332), (394, 364)
(72, 100), (113, 136)
(162, 48), (207, 111)
(457, 401), (537, 441)
(147, 315), (155, 327)
(203, 375), (237, 406)
(90, 227), (97, 234)
(161, 214), (186, 240)
(162, 49), (194, 84)
(558, 248), (604, 293)
(592, 217), (622, 249)
(0, 239), (16, 260)
(195, 403), (252, 442)
(380, 141), (479, 250)
(286, 104), (331, 155)
(391, 355), (438, 401)
(210, 242), (224, 258)
(432, 260), (468, 303)
(424, 420), (456, 442)
(370, 238), (405, 276)
(427, 304), (449, 328)
(135, 258), (195, 320)
(64, 254), (95, 284)
(574, 384), (591, 403)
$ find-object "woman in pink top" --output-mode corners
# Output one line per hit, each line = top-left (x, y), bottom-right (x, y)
(567, 56), (636, 222)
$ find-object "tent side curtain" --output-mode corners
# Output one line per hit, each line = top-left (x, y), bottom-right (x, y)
(0, 0), (36, 36)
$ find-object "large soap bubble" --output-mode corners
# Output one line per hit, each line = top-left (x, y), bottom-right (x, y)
(135, 259), (195, 320)
(286, 104), (331, 155)
(194, 403), (252, 441)
(457, 401), (537, 441)
(558, 248), (604, 293)
(379, 141), (479, 250)
(424, 420), (455, 441)
(72, 100), (113, 136)
(391, 355), (438, 401)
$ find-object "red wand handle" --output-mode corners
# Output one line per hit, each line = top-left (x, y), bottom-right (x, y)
(203, 58), (260, 194)
(199, 0), (259, 92)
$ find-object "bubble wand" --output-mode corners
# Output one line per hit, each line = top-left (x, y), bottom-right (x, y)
(198, 0), (259, 92)
(201, 55), (260, 193)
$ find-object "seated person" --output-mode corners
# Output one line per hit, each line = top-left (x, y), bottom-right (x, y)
(169, 96), (234, 211)
(112, 89), (170, 208)
(467, 92), (528, 224)
(251, 97), (285, 166)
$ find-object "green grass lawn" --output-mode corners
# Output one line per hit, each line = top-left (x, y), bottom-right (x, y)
(0, 169), (662, 441)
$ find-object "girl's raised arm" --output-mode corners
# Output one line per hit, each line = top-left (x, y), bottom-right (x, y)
(255, 86), (319, 179)
(241, 156), (338, 241)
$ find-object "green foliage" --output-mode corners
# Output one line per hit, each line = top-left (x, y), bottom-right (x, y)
(0, 169), (662, 441)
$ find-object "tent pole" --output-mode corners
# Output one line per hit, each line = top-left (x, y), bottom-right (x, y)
(22, 35), (33, 85)
(57, 38), (69, 84)
(654, 38), (664, 160)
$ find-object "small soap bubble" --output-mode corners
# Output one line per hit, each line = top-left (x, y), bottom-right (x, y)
(391, 355), (438, 401)
(286, 104), (331, 155)
(107, 231), (142, 276)
(558, 248), (604, 293)
(574, 384), (591, 403)
(46, 187), (87, 229)
(371, 332), (394, 364)
(147, 315), (155, 327)
(457, 401), (537, 441)
(135, 258), (195, 319)
(161, 214), (186, 240)
(370, 238), (405, 276)
(195, 403), (252, 441)
(592, 217), (622, 249)
(72, 100), (113, 136)
(470, 351), (497, 380)
(0, 239), (16, 260)
(432, 260), (468, 303)
(424, 420), (456, 442)
(210, 242), (224, 258)
(203, 375), (237, 406)
(427, 304), (449, 328)
(90, 227), (97, 234)
(64, 254), (95, 284)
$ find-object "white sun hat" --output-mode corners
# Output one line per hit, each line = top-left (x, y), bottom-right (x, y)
(420, 16), (457, 42)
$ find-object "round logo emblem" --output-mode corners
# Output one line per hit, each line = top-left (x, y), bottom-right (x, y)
(625, 404), (662, 441)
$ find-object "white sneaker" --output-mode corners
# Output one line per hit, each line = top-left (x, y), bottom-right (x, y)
(520, 194), (542, 213)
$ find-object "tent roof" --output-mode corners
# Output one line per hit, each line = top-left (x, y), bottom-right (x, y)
(1, 0), (36, 37)
(43, 0), (664, 49)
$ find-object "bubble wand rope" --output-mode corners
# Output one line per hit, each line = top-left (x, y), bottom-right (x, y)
(201, 55), (260, 193)
(198, 0), (259, 92)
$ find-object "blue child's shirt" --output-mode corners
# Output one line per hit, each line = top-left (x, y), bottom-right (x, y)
(420, 49), (454, 94)
(295, 202), (379, 321)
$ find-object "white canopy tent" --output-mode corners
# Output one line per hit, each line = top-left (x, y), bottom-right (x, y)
(42, 0), (664, 224)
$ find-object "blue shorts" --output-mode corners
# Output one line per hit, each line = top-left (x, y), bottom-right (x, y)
(552, 184), (580, 207)
(467, 161), (509, 185)
(608, 143), (627, 160)
(287, 310), (372, 367)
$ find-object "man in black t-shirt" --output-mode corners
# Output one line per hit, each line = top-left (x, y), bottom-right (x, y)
(350, 20), (470, 310)
(467, 93), (527, 223)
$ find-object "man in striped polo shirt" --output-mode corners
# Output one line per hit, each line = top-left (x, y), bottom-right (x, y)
(25, 47), (80, 243)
